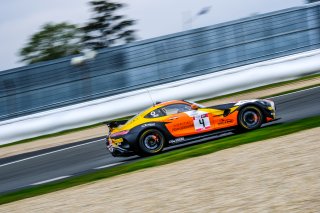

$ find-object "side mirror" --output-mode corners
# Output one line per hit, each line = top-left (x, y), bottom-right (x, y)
(191, 104), (199, 110)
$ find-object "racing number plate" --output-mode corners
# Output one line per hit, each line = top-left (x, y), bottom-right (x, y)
(193, 113), (210, 131)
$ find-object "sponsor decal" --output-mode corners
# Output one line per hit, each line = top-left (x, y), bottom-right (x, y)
(217, 119), (234, 125)
(141, 123), (156, 128)
(150, 111), (161, 117)
(184, 110), (207, 117)
(169, 137), (185, 144)
(172, 121), (194, 132)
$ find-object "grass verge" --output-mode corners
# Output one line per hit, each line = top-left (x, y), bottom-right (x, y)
(1, 115), (319, 205)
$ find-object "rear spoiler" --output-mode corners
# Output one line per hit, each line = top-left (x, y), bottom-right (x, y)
(105, 120), (128, 131)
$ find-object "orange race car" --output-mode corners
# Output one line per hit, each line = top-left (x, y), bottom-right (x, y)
(106, 99), (277, 157)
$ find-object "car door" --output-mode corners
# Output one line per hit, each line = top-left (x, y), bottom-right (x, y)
(162, 104), (195, 137)
(163, 104), (216, 137)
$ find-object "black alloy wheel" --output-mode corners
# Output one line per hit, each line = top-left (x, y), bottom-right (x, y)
(238, 106), (263, 130)
(138, 129), (165, 156)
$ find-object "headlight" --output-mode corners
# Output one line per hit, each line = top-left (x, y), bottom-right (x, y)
(268, 100), (276, 110)
(110, 130), (129, 137)
(259, 99), (275, 110)
(258, 100), (271, 107)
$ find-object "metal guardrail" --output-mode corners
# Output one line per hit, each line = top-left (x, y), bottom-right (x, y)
(0, 3), (320, 121)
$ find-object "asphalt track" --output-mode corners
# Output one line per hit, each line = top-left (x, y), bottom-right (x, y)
(0, 86), (319, 195)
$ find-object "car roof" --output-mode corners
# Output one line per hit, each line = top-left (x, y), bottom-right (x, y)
(154, 100), (189, 107)
(136, 100), (192, 118)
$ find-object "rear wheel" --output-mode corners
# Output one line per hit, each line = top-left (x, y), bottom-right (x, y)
(137, 129), (165, 156)
(238, 106), (263, 131)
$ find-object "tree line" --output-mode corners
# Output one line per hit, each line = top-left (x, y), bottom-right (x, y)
(19, 0), (136, 64)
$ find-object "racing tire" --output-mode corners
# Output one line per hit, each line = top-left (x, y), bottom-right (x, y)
(137, 129), (165, 156)
(237, 105), (263, 131)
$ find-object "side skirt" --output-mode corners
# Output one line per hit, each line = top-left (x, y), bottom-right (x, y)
(167, 127), (236, 146)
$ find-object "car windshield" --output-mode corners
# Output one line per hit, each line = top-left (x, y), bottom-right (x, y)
(184, 100), (205, 108)
(125, 100), (204, 124)
(162, 103), (191, 115)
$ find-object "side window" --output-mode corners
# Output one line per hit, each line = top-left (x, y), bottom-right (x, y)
(162, 104), (191, 116)
(145, 108), (165, 118)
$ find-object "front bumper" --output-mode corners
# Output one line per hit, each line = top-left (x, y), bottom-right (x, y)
(105, 138), (135, 157)
(261, 99), (276, 122)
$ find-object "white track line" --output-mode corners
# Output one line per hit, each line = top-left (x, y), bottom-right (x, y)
(269, 85), (320, 99)
(0, 139), (104, 168)
(94, 162), (123, 170)
(31, 176), (71, 186)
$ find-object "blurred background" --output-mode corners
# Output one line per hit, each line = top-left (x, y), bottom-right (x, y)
(0, 0), (319, 143)
(0, 0), (310, 70)
(1, 0), (319, 119)
(0, 1), (320, 203)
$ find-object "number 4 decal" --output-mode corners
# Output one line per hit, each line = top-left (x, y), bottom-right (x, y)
(193, 113), (211, 131)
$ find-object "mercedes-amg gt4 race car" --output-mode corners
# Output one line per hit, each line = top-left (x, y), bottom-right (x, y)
(106, 99), (277, 157)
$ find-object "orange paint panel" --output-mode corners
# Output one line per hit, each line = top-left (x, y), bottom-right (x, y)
(213, 111), (239, 130)
(164, 113), (194, 137)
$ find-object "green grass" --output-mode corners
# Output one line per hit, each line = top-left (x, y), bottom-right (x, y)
(1, 115), (319, 205)
(198, 72), (320, 103)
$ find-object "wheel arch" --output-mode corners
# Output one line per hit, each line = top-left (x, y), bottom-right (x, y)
(136, 126), (170, 147)
(237, 103), (267, 123)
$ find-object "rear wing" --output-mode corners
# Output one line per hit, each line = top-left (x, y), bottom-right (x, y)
(105, 120), (128, 132)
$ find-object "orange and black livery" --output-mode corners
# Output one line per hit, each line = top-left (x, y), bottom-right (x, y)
(106, 99), (277, 157)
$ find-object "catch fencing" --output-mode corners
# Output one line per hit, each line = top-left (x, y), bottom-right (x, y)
(0, 3), (320, 121)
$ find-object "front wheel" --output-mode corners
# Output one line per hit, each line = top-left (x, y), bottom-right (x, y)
(137, 129), (165, 156)
(238, 106), (263, 131)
